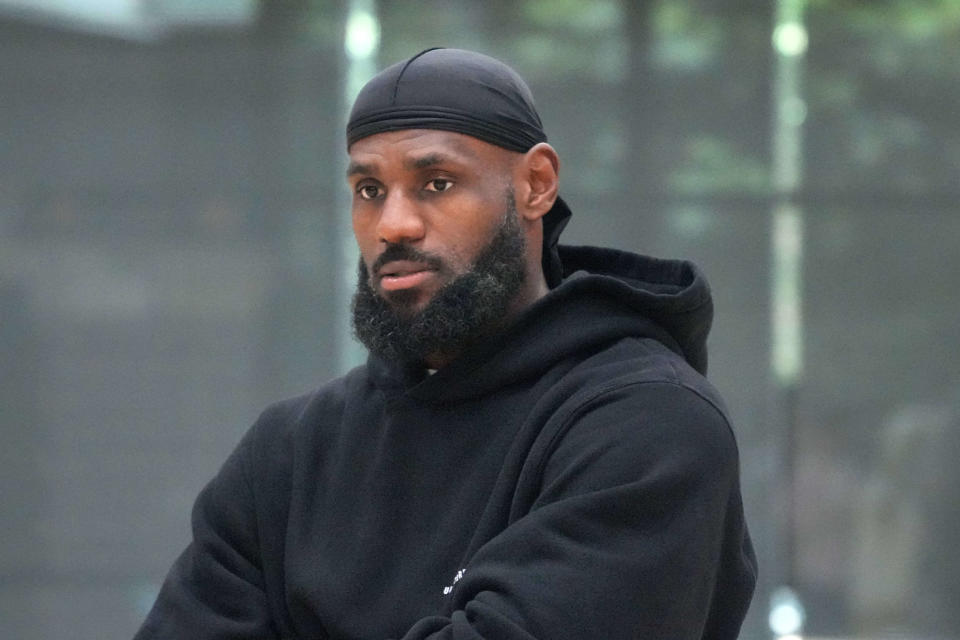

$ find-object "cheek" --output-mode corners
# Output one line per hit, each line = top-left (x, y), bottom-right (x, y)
(351, 209), (370, 239)
(437, 209), (499, 265)
(351, 214), (379, 264)
(446, 237), (480, 270)
(427, 219), (479, 269)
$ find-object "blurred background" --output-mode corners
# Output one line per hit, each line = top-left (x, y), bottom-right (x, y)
(1, 1), (958, 638)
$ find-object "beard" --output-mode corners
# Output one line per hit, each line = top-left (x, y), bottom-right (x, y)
(351, 192), (527, 367)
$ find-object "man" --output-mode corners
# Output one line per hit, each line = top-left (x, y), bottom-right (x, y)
(135, 48), (756, 640)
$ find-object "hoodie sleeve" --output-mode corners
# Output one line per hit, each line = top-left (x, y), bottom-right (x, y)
(133, 426), (278, 640)
(395, 381), (757, 640)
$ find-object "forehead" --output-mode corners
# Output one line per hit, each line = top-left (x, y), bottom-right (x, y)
(347, 129), (512, 174)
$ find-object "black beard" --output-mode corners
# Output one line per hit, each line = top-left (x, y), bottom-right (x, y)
(351, 196), (527, 367)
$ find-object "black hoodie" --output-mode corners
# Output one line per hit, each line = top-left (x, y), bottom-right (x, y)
(135, 245), (757, 640)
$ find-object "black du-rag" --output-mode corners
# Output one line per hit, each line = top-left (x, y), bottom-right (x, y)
(346, 47), (572, 287)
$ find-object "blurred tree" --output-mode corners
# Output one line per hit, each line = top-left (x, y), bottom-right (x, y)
(806, 0), (960, 194)
(797, 1), (960, 635)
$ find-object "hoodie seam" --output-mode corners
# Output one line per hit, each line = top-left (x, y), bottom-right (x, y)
(535, 376), (736, 483)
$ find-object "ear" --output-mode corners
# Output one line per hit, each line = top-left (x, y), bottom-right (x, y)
(515, 142), (559, 222)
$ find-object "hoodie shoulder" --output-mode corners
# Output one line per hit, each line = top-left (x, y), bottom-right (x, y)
(567, 335), (730, 423)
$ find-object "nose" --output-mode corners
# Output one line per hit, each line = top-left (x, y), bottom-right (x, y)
(377, 190), (425, 245)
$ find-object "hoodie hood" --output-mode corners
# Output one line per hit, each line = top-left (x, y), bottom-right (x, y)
(367, 245), (714, 403)
(557, 245), (713, 373)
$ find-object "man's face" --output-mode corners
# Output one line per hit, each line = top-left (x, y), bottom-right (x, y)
(347, 129), (521, 314)
(347, 129), (529, 365)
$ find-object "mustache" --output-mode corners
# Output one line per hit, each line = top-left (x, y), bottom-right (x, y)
(371, 243), (445, 275)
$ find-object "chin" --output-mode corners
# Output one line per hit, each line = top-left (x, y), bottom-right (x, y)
(380, 287), (431, 314)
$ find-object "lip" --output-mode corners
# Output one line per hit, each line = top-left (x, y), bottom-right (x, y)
(376, 260), (437, 291)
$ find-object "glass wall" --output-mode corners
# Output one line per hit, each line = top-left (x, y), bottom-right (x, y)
(1, 1), (957, 638)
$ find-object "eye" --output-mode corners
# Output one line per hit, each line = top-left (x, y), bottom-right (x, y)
(356, 184), (382, 201)
(425, 178), (453, 193)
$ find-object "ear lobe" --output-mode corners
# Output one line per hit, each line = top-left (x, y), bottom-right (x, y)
(519, 143), (560, 221)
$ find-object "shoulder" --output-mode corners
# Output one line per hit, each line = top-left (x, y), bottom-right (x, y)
(534, 337), (740, 491)
(555, 335), (731, 432)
